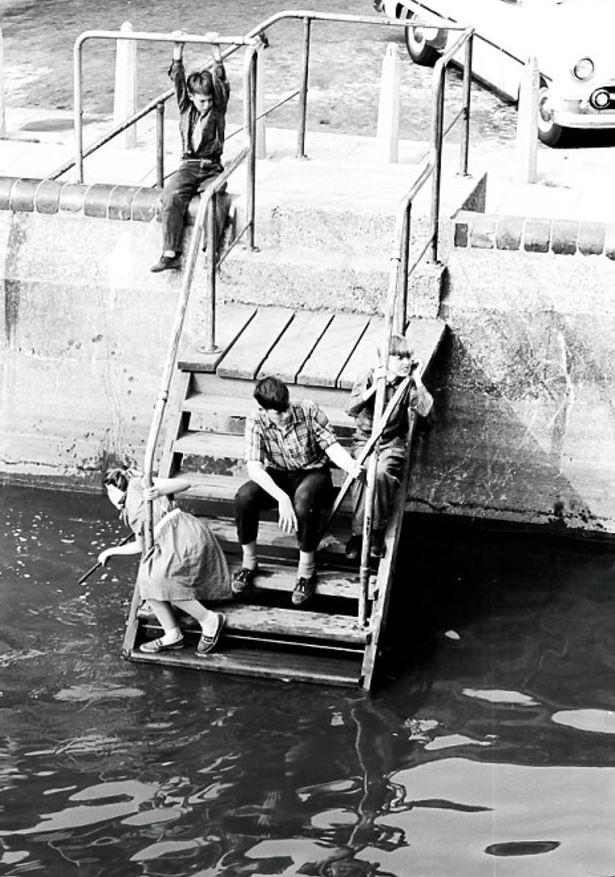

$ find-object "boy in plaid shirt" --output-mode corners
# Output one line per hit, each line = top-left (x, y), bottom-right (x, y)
(233, 377), (360, 607)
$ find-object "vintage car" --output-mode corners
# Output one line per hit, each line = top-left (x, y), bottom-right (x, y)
(375, 0), (615, 145)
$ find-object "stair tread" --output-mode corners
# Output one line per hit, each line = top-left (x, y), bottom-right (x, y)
(139, 602), (367, 644)
(169, 471), (353, 510)
(174, 429), (352, 457)
(181, 391), (354, 430)
(206, 517), (350, 563)
(129, 646), (361, 686)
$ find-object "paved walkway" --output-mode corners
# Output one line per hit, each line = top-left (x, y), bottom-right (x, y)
(0, 105), (612, 224)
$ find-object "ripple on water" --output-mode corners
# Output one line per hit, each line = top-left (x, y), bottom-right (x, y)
(552, 708), (615, 735)
(462, 689), (540, 706)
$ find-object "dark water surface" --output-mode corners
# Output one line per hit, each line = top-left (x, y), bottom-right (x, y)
(0, 0), (517, 142)
(1, 484), (614, 875)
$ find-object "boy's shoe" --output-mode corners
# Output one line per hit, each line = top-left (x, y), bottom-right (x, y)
(370, 530), (385, 560)
(196, 613), (226, 656)
(139, 635), (184, 654)
(150, 253), (181, 273)
(231, 567), (258, 596)
(292, 573), (317, 607)
(344, 534), (362, 562)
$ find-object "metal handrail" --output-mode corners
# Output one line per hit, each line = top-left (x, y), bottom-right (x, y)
(357, 26), (475, 625)
(50, 11), (469, 183)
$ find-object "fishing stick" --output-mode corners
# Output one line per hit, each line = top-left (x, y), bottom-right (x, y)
(319, 375), (412, 541)
(77, 533), (134, 584)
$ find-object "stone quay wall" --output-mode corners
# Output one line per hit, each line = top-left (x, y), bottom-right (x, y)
(2, 172), (615, 537)
(408, 208), (615, 534)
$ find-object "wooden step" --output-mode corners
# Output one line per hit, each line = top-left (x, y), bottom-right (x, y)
(174, 428), (352, 458)
(170, 472), (354, 513)
(206, 516), (352, 563)
(138, 603), (368, 645)
(128, 645), (362, 687)
(180, 391), (355, 433)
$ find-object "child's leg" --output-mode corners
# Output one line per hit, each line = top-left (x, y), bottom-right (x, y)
(146, 599), (182, 644)
(160, 164), (202, 254)
(372, 444), (407, 530)
(174, 599), (220, 636)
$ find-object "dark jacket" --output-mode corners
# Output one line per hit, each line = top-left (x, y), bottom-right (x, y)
(169, 59), (230, 161)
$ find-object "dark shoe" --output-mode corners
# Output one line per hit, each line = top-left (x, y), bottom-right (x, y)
(345, 534), (362, 562)
(139, 635), (184, 654)
(370, 530), (385, 560)
(196, 613), (226, 656)
(231, 566), (258, 596)
(150, 253), (181, 273)
(292, 573), (317, 607)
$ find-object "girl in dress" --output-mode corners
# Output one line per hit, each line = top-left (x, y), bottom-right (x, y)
(98, 468), (232, 655)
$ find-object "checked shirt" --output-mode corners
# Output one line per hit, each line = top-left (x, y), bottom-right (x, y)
(245, 400), (337, 471)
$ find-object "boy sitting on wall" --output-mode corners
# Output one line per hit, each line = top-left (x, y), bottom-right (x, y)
(345, 334), (433, 561)
(150, 31), (230, 273)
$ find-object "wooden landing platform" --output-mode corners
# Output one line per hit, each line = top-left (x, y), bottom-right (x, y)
(179, 302), (445, 390)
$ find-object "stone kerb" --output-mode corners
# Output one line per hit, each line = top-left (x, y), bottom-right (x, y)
(453, 209), (615, 260)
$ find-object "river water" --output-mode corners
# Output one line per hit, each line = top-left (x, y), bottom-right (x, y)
(1, 484), (614, 875)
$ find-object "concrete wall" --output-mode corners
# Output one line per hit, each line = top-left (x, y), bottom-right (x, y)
(411, 210), (615, 534)
(0, 177), (212, 488)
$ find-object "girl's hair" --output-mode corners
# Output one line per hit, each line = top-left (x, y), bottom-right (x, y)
(254, 376), (290, 412)
(103, 467), (130, 493)
(186, 70), (214, 97)
(379, 334), (413, 358)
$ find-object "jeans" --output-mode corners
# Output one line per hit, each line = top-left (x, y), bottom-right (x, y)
(351, 439), (407, 535)
(161, 159), (222, 253)
(235, 468), (334, 552)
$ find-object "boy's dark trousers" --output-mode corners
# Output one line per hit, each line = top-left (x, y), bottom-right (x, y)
(235, 468), (333, 552)
(161, 159), (222, 252)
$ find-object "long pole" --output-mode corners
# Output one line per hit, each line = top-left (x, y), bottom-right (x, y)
(204, 191), (218, 352)
(430, 59), (445, 262)
(74, 39), (84, 182)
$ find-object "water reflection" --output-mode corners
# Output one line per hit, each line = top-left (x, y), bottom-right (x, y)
(1, 485), (615, 874)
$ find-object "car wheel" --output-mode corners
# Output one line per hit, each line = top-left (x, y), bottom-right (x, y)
(405, 22), (439, 66)
(537, 83), (564, 146)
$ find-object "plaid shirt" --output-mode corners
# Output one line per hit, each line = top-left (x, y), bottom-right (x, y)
(245, 400), (337, 470)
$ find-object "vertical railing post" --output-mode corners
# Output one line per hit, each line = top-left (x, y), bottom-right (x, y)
(297, 16), (312, 158)
(204, 191), (218, 352)
(0, 29), (6, 138)
(74, 37), (85, 183)
(243, 46), (258, 250)
(430, 61), (445, 263)
(460, 31), (473, 176)
(156, 100), (165, 188)
(397, 204), (411, 334)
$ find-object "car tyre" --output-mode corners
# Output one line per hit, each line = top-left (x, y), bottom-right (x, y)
(537, 82), (564, 146)
(405, 21), (440, 66)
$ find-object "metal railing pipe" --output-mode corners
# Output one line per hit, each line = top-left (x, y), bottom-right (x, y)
(397, 204), (411, 334)
(203, 190), (218, 353)
(460, 32), (474, 176)
(429, 60), (446, 263)
(297, 17), (312, 158)
(155, 101), (165, 188)
(242, 46), (258, 250)
(142, 144), (248, 540)
(73, 39), (84, 183)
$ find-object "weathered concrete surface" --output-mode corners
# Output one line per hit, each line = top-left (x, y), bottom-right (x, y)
(414, 244), (615, 532)
(0, 208), (213, 487)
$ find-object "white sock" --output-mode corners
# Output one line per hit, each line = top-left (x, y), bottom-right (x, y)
(160, 627), (182, 645)
(297, 551), (315, 581)
(163, 249), (176, 258)
(242, 542), (258, 571)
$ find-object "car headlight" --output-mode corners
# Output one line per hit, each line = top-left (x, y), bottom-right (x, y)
(573, 57), (594, 81)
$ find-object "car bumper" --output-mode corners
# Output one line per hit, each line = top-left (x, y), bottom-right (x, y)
(553, 106), (615, 130)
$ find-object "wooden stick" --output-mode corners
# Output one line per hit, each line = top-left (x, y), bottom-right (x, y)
(319, 375), (412, 542)
(77, 533), (134, 584)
